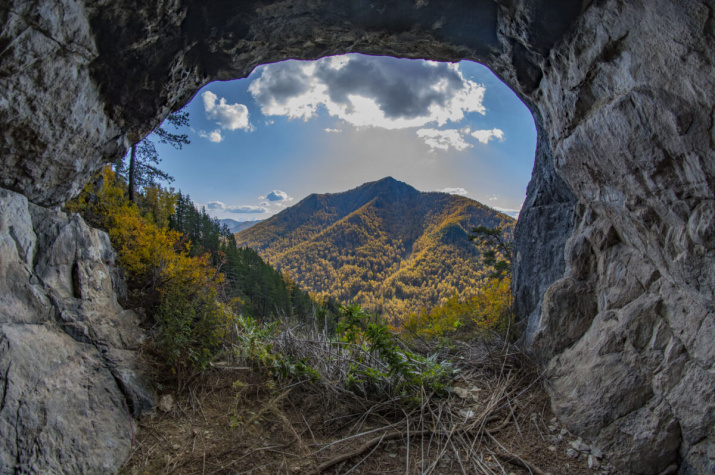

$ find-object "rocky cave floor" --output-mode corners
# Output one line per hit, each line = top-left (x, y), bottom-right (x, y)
(119, 367), (620, 475)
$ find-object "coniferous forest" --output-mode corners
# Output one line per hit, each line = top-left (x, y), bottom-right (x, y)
(170, 192), (318, 321)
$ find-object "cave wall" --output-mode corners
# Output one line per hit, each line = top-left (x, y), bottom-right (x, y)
(530, 2), (715, 471)
(0, 188), (153, 472)
(1, 0), (713, 473)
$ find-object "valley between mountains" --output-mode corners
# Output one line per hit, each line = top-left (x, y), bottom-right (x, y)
(235, 177), (515, 319)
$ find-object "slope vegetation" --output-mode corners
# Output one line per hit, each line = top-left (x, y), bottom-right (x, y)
(235, 177), (515, 318)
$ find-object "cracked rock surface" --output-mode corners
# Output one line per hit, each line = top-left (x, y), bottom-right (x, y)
(526, 2), (715, 472)
(0, 188), (152, 474)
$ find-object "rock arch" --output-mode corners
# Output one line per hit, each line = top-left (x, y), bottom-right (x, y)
(1, 1), (713, 472)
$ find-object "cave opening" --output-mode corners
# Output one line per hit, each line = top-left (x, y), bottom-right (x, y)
(122, 53), (538, 320)
(144, 54), (536, 224)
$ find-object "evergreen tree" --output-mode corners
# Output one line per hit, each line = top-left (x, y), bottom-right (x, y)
(124, 111), (190, 203)
(468, 226), (513, 280)
(167, 193), (332, 323)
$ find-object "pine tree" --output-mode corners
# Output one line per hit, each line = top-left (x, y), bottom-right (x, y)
(126, 111), (190, 203)
(468, 226), (513, 280)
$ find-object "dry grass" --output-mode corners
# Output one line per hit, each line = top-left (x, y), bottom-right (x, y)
(121, 325), (615, 474)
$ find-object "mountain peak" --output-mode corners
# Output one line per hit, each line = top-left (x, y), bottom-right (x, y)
(368, 176), (406, 187)
(358, 176), (419, 197)
(234, 179), (516, 316)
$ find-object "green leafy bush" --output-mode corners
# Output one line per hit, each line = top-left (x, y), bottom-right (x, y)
(156, 287), (236, 372)
(232, 315), (321, 383)
(337, 305), (454, 400)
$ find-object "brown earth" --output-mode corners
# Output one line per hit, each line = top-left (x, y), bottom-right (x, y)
(120, 363), (619, 475)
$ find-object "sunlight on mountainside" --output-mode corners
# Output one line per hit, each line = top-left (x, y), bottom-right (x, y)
(234, 177), (515, 319)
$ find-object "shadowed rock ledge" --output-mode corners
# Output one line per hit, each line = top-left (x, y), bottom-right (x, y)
(0, 0), (713, 472)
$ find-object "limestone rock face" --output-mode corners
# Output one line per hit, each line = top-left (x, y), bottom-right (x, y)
(0, 0), (713, 472)
(0, 0), (126, 206)
(526, 2), (715, 472)
(0, 189), (152, 474)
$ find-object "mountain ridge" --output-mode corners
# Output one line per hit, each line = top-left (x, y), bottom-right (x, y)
(235, 177), (515, 318)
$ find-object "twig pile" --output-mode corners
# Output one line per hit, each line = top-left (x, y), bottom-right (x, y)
(235, 322), (546, 474)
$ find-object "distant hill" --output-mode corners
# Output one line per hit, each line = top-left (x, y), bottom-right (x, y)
(235, 177), (515, 319)
(219, 218), (263, 234)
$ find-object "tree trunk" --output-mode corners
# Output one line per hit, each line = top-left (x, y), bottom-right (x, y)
(128, 144), (137, 203)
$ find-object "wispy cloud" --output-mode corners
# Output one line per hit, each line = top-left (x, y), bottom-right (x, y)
(249, 54), (486, 130)
(205, 200), (267, 214)
(324, 128), (342, 133)
(226, 205), (268, 214)
(437, 187), (469, 196)
(206, 201), (226, 210)
(198, 129), (224, 143)
(201, 91), (253, 132)
(493, 207), (520, 219)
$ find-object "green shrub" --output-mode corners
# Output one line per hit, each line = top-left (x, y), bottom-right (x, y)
(156, 287), (236, 373)
(338, 305), (454, 400)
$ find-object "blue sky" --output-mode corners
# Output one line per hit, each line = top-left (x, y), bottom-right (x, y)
(151, 54), (536, 220)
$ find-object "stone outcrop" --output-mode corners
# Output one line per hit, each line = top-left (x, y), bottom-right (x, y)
(0, 0), (713, 472)
(521, 2), (715, 472)
(0, 189), (152, 473)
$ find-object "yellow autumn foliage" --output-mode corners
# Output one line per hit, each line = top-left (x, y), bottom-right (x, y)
(66, 166), (234, 373)
(402, 277), (513, 340)
(139, 184), (178, 229)
(234, 182), (516, 319)
(108, 204), (221, 294)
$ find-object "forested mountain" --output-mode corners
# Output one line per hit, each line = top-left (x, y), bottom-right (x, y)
(170, 193), (319, 321)
(235, 177), (515, 319)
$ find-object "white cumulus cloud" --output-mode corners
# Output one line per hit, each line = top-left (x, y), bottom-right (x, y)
(265, 190), (293, 202)
(202, 91), (253, 131)
(416, 128), (472, 152)
(437, 187), (469, 196)
(249, 54), (487, 130)
(198, 129), (223, 143)
(471, 128), (504, 144)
